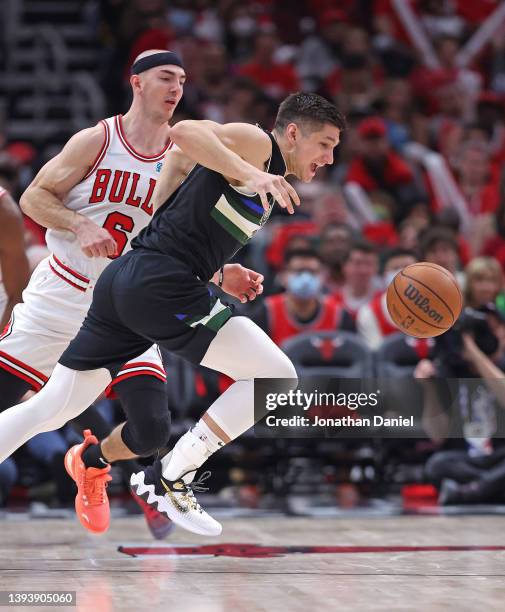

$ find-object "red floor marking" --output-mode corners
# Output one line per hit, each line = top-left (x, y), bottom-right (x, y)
(118, 544), (505, 559)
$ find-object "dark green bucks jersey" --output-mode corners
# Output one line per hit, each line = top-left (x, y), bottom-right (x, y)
(132, 131), (286, 281)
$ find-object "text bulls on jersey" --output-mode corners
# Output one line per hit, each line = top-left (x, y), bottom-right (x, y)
(89, 169), (156, 216)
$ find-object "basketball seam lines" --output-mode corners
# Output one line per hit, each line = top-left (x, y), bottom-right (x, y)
(392, 280), (447, 330)
(409, 263), (461, 299)
(400, 271), (456, 324)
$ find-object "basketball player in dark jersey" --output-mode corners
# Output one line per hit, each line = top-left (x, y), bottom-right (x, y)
(0, 92), (345, 536)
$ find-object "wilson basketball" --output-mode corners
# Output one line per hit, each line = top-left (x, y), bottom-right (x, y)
(386, 262), (462, 338)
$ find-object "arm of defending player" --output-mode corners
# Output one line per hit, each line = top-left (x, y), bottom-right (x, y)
(20, 125), (117, 258)
(0, 191), (31, 329)
(168, 120), (300, 213)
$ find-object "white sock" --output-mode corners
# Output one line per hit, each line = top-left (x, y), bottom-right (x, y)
(161, 429), (211, 482)
(191, 420), (225, 455)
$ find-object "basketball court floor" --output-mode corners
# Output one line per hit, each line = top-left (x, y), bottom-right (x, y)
(2, 513), (505, 611)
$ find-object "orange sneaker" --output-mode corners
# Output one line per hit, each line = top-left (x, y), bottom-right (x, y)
(64, 429), (112, 534)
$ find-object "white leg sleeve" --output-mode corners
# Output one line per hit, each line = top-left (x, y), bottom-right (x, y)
(200, 316), (297, 440)
(0, 364), (111, 464)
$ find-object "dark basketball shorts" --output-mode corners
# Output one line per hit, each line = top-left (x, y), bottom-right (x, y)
(59, 249), (233, 375)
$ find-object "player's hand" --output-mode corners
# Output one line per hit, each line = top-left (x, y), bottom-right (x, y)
(73, 216), (117, 258)
(220, 263), (264, 303)
(243, 169), (300, 214)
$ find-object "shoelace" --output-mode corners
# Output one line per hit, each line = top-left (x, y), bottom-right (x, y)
(84, 472), (112, 505)
(181, 471), (212, 514)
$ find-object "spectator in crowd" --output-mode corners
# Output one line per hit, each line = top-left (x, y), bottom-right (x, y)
(345, 116), (427, 225)
(238, 28), (300, 100)
(297, 8), (344, 91)
(420, 226), (464, 286)
(464, 257), (503, 310)
(318, 222), (354, 292)
(357, 247), (418, 349)
(245, 248), (355, 347)
(416, 303), (505, 505)
(326, 53), (382, 115)
(333, 240), (381, 320)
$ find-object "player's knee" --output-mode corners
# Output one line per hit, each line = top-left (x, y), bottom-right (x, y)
(121, 413), (171, 456)
(263, 347), (298, 381)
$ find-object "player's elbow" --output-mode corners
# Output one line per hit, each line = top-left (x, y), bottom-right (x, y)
(19, 189), (35, 216)
(170, 121), (199, 145)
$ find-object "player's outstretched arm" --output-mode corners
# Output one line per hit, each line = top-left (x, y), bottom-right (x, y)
(152, 145), (196, 212)
(0, 191), (30, 328)
(20, 125), (117, 258)
(168, 120), (300, 213)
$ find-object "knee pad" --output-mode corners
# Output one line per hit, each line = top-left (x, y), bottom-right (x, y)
(121, 414), (171, 456)
(115, 375), (170, 456)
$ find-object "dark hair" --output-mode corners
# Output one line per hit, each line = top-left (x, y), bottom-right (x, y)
(284, 248), (322, 266)
(420, 227), (458, 257)
(381, 247), (418, 271)
(274, 92), (346, 133)
(343, 239), (378, 262)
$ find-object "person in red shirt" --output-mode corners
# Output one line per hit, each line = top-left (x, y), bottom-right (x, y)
(246, 248), (354, 347)
(356, 247), (418, 349)
(345, 116), (427, 225)
(238, 29), (300, 100)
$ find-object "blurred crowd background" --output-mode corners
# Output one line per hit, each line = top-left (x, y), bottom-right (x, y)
(2, 0), (505, 518)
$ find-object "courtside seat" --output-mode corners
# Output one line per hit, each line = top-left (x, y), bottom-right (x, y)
(375, 333), (435, 378)
(282, 330), (374, 378)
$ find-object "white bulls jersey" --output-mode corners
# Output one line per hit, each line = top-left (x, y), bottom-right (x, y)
(46, 115), (173, 280)
(0, 187), (8, 321)
(0, 122), (169, 392)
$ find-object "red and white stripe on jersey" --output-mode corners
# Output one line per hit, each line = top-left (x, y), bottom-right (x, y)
(104, 360), (167, 398)
(48, 254), (90, 292)
(114, 115), (172, 162)
(0, 350), (48, 391)
(82, 119), (111, 181)
(0, 314), (14, 340)
(112, 361), (167, 385)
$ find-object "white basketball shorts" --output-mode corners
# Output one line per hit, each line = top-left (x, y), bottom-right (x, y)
(0, 255), (166, 393)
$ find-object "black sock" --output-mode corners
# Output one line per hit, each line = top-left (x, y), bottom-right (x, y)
(82, 442), (110, 469)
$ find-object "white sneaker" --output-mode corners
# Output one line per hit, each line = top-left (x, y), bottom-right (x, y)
(130, 459), (222, 537)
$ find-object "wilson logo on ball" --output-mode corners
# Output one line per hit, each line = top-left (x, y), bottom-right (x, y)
(403, 284), (443, 323)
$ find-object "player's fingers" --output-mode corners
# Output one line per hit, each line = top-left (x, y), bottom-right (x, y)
(96, 243), (109, 258)
(105, 239), (117, 257)
(258, 189), (269, 211)
(82, 246), (93, 258)
(251, 272), (265, 285)
(274, 180), (294, 213)
(283, 179), (300, 206)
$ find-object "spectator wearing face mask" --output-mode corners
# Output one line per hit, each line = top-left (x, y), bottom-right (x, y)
(356, 248), (419, 349)
(245, 248), (355, 347)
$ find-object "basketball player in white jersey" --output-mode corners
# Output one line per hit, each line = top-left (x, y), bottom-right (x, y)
(0, 50), (185, 535)
(0, 187), (30, 329)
